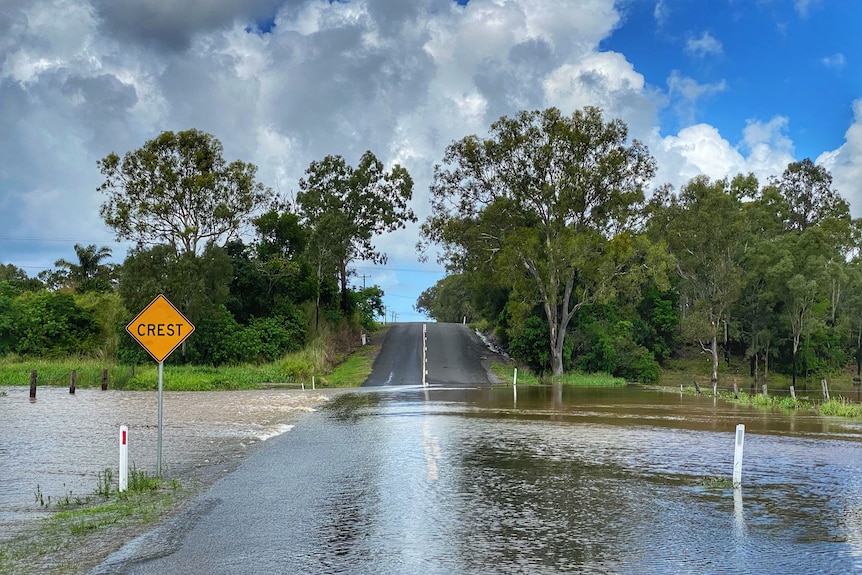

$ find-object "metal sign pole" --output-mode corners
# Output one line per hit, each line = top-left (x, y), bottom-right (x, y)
(157, 360), (164, 477)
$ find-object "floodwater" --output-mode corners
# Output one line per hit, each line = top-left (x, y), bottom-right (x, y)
(288, 386), (862, 574)
(0, 385), (335, 539)
(5, 384), (862, 574)
(103, 384), (862, 575)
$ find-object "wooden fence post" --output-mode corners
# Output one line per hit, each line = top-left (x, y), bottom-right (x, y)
(29, 370), (37, 399)
(733, 382), (739, 399)
(101, 368), (108, 391)
(761, 383), (768, 397)
(70, 370), (76, 394)
(821, 379), (830, 402)
(790, 385), (796, 400)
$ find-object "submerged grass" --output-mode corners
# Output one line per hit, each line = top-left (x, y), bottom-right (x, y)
(0, 468), (184, 575)
(490, 360), (626, 387)
(673, 382), (862, 418)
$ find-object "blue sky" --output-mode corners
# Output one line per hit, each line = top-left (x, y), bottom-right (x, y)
(602, 0), (861, 158)
(1, 0), (860, 323)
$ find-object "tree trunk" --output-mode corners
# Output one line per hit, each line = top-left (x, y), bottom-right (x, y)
(549, 314), (564, 376)
(856, 325), (862, 378)
(791, 345), (796, 388)
(710, 333), (719, 385)
(339, 259), (349, 314)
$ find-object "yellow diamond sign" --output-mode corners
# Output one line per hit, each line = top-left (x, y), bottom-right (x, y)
(126, 294), (195, 363)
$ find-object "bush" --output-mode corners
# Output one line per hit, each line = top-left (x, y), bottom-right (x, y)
(508, 315), (552, 373)
(10, 291), (99, 357)
(248, 312), (306, 362)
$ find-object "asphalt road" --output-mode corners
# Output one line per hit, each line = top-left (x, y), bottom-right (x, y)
(93, 322), (499, 574)
(364, 322), (498, 386)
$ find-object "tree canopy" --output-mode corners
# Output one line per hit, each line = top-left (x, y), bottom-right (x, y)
(297, 150), (416, 313)
(423, 106), (662, 375)
(98, 129), (274, 255)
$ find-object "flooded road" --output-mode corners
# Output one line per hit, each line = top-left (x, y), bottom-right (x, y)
(102, 385), (862, 575)
(0, 385), (337, 539)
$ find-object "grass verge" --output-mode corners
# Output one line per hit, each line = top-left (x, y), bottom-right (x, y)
(489, 360), (626, 387)
(0, 468), (185, 575)
(0, 325), (385, 391)
(673, 383), (862, 418)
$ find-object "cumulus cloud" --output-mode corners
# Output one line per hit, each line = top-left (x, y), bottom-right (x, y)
(91, 0), (284, 52)
(666, 70), (726, 124)
(818, 99), (862, 216)
(740, 116), (796, 175)
(685, 31), (723, 58)
(821, 53), (846, 71)
(544, 51), (661, 137)
(649, 116), (796, 193)
(1, 0), (859, 317)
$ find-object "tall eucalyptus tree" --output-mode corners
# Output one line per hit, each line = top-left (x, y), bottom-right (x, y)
(423, 107), (659, 375)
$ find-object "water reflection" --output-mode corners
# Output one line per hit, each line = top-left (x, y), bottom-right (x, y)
(0, 385), (333, 539)
(9, 383), (862, 574)
(315, 385), (862, 574)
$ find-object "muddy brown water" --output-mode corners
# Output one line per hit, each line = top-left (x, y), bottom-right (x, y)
(0, 385), (337, 541)
(3, 384), (862, 574)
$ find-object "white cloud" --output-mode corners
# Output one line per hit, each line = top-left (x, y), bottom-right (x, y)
(653, 124), (745, 187)
(821, 53), (846, 70)
(0, 0), (855, 317)
(1, 0), (100, 83)
(666, 70), (726, 124)
(685, 31), (723, 58)
(795, 0), (814, 18)
(653, 0), (669, 26)
(650, 116), (795, 193)
(544, 51), (661, 137)
(741, 116), (796, 175)
(818, 99), (862, 216)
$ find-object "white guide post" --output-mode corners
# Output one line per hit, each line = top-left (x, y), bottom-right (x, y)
(513, 368), (518, 402)
(422, 324), (428, 388)
(119, 425), (129, 492)
(732, 423), (745, 489)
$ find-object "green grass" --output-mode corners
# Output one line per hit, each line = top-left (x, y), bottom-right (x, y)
(320, 341), (379, 387)
(490, 360), (626, 387)
(819, 397), (862, 418)
(0, 361), (302, 392)
(0, 356), (136, 388)
(0, 324), (382, 392)
(699, 476), (733, 489)
(673, 381), (862, 418)
(0, 468), (184, 575)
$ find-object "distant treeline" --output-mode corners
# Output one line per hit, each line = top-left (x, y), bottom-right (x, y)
(416, 107), (862, 386)
(1, 129), (411, 365)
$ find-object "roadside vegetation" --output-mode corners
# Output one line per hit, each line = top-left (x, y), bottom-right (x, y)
(0, 323), (382, 391)
(489, 360), (625, 387)
(0, 469), (183, 575)
(4, 108), (862, 405)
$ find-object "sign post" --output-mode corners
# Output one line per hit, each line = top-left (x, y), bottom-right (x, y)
(126, 294), (195, 476)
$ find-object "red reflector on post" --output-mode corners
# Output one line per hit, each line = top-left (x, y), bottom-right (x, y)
(122, 430), (127, 445)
